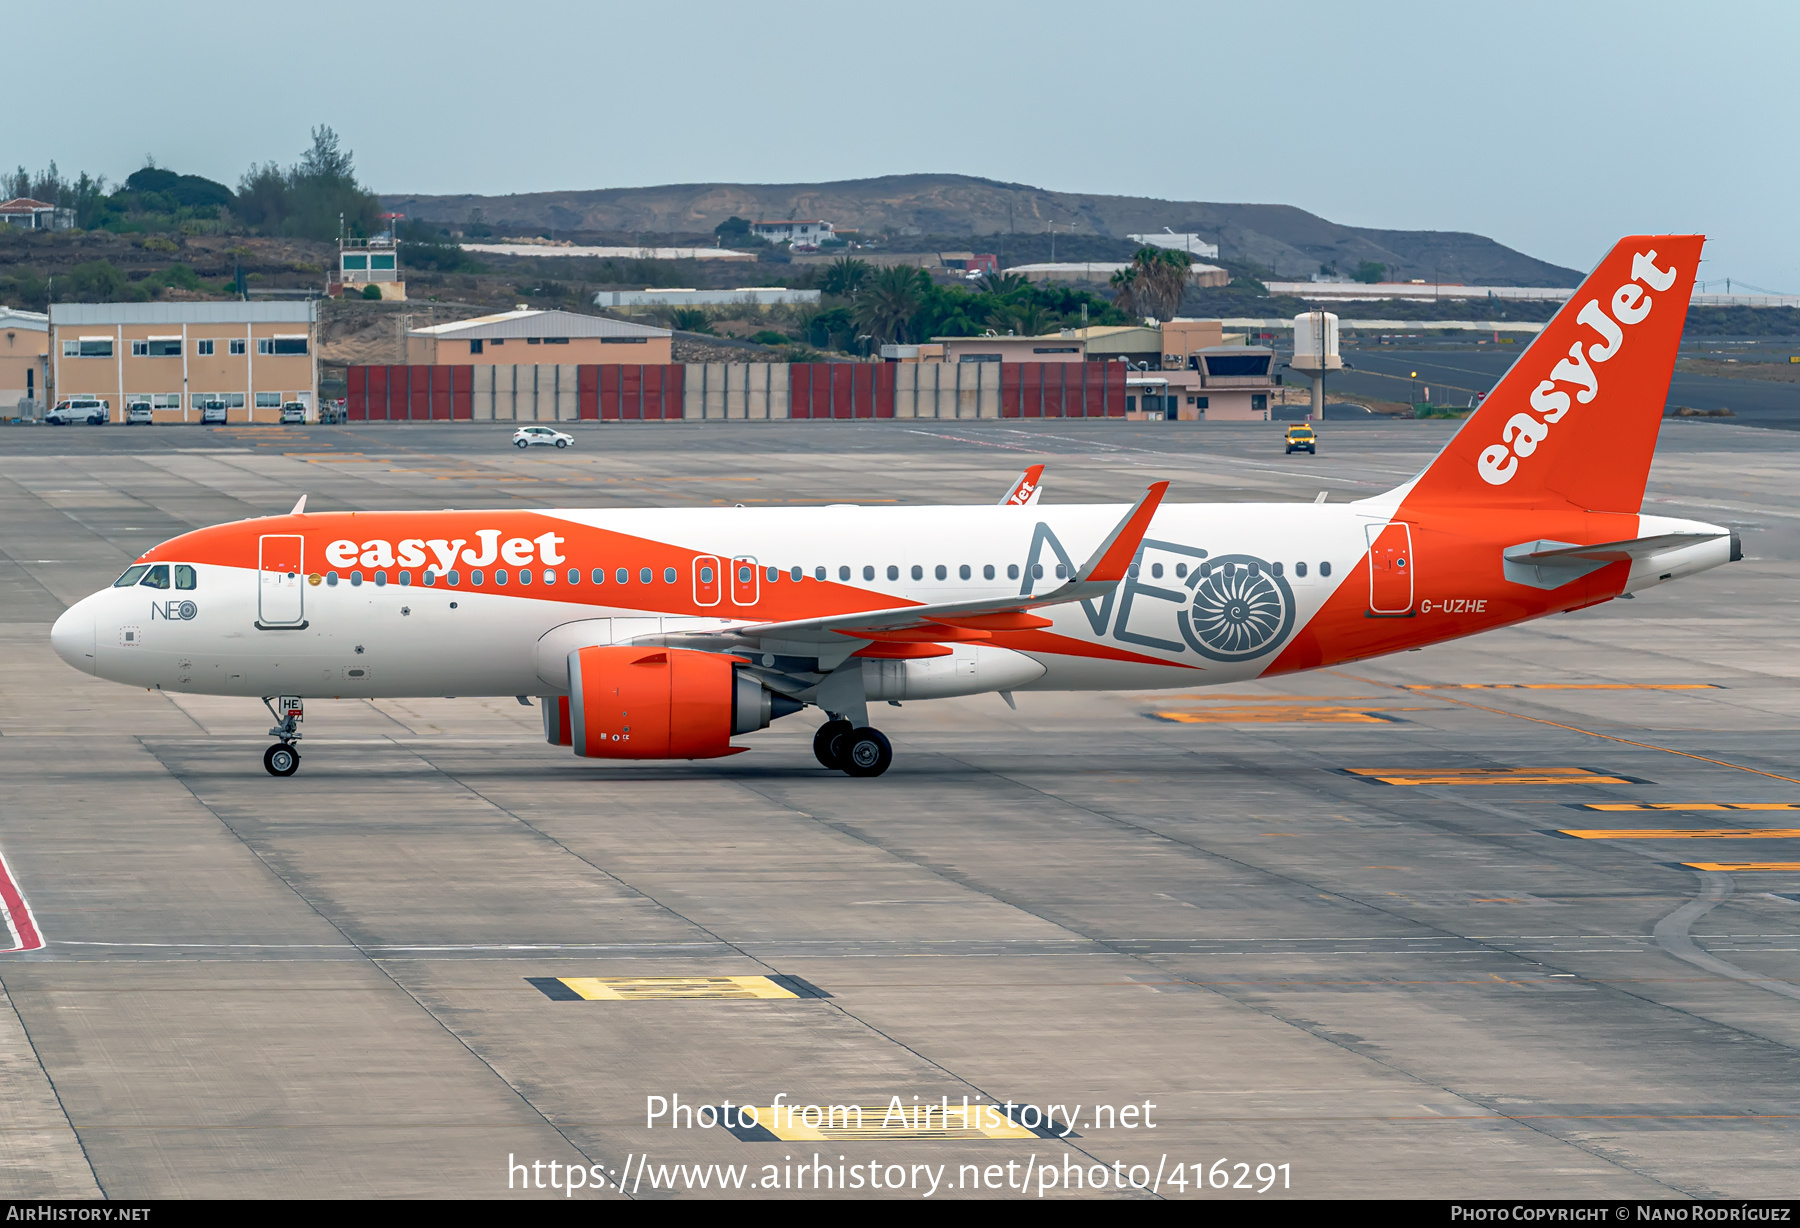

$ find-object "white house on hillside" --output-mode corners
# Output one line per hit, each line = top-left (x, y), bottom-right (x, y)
(750, 219), (834, 247)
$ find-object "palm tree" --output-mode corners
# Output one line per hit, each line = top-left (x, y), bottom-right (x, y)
(989, 301), (1053, 337)
(852, 265), (929, 344)
(820, 256), (872, 298)
(1109, 265), (1140, 318)
(1124, 246), (1193, 321)
(977, 271), (1030, 298)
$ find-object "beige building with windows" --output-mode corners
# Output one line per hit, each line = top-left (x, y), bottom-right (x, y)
(0, 307), (49, 414)
(50, 302), (318, 423)
(405, 308), (672, 366)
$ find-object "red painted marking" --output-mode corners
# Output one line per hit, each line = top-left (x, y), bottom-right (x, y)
(0, 850), (43, 953)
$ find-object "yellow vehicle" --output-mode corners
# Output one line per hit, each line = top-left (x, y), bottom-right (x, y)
(1284, 424), (1316, 454)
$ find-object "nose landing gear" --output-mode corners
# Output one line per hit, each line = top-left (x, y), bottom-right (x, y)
(263, 743), (300, 776)
(261, 696), (303, 776)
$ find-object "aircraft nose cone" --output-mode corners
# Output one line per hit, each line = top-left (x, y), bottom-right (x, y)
(51, 598), (97, 675)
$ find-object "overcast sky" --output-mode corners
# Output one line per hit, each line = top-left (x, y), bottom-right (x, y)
(11, 0), (1796, 289)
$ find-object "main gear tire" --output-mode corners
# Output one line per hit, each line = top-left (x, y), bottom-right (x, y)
(841, 727), (892, 778)
(813, 719), (852, 770)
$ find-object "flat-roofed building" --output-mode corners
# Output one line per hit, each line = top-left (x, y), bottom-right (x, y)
(750, 219), (834, 248)
(50, 301), (317, 424)
(1005, 261), (1229, 288)
(1126, 232), (1220, 259)
(936, 333), (1086, 364)
(0, 307), (49, 415)
(1185, 345), (1277, 421)
(405, 309), (672, 365)
(593, 288), (819, 310)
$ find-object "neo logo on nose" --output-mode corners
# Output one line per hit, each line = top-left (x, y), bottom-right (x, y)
(151, 601), (198, 620)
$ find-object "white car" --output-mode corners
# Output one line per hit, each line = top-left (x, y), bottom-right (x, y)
(513, 426), (573, 449)
(125, 403), (155, 425)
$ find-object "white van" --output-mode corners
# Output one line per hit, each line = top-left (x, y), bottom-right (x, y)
(47, 398), (109, 425)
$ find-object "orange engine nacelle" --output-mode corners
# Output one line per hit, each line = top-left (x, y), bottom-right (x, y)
(566, 646), (753, 760)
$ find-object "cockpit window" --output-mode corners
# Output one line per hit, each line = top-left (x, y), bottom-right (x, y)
(113, 565), (150, 587)
(174, 564), (197, 591)
(138, 564), (171, 589)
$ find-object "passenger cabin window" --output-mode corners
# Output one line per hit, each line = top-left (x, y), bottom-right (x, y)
(139, 564), (171, 589)
(114, 565), (150, 587)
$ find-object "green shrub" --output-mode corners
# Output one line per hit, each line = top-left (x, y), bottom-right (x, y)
(361, 283), (382, 300)
(748, 330), (789, 345)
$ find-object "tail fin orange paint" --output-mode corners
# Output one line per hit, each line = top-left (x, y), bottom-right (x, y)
(1404, 235), (1701, 514)
(1001, 464), (1046, 506)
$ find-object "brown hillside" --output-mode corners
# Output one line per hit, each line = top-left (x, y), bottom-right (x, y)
(383, 173), (1582, 287)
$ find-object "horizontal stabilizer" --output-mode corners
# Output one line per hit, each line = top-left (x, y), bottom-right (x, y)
(1502, 532), (1729, 590)
(1504, 532), (1727, 565)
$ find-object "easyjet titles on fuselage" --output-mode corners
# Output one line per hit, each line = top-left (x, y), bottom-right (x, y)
(323, 530), (567, 574)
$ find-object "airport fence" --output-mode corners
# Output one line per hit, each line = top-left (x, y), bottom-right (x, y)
(342, 362), (1130, 422)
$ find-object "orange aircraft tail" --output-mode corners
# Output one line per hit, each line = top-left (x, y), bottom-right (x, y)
(1404, 234), (1701, 514)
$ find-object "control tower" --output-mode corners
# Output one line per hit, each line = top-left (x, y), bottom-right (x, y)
(1288, 310), (1341, 422)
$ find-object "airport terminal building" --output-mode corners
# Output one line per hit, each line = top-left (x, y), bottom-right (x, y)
(49, 301), (318, 423)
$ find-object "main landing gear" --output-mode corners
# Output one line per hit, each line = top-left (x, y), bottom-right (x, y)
(261, 696), (303, 777)
(813, 718), (892, 778)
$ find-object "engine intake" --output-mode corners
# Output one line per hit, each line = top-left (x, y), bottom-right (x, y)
(565, 646), (799, 759)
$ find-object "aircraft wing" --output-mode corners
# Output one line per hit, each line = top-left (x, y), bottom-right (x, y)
(999, 464), (1045, 506)
(660, 481), (1168, 650)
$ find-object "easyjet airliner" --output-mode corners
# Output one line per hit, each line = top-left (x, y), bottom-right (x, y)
(51, 236), (1736, 778)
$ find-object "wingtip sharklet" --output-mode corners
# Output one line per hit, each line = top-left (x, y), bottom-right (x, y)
(1079, 481), (1169, 583)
